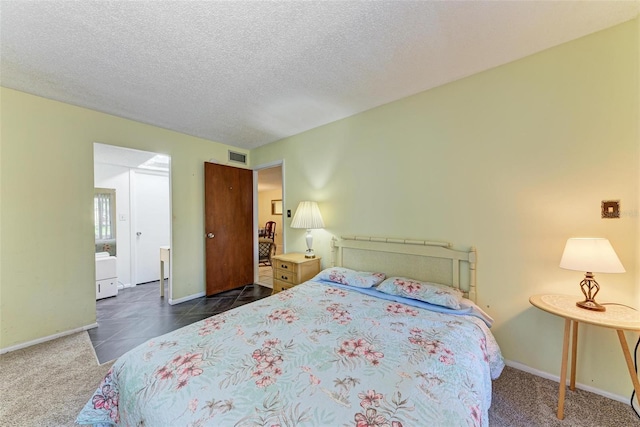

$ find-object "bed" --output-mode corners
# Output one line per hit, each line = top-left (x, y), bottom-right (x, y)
(77, 236), (504, 426)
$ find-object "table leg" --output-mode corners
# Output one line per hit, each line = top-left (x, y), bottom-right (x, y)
(160, 260), (165, 298)
(570, 320), (578, 391)
(557, 318), (571, 420)
(617, 330), (640, 407)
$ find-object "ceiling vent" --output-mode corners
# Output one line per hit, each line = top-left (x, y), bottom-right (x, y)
(228, 150), (247, 165)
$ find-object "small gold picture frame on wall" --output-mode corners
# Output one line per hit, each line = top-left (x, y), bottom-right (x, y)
(271, 199), (283, 215)
(601, 200), (620, 219)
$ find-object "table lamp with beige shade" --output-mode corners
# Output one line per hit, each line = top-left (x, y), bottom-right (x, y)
(559, 237), (625, 312)
(290, 201), (325, 259)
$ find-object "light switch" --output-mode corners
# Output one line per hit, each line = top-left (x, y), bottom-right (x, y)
(119, 214), (128, 221)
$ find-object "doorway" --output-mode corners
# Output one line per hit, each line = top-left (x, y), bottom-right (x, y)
(255, 163), (284, 288)
(93, 143), (172, 299)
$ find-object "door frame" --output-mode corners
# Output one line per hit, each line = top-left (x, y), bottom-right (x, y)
(253, 159), (285, 284)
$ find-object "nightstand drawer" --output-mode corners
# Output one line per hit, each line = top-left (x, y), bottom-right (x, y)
(273, 259), (297, 273)
(273, 279), (295, 293)
(274, 269), (295, 284)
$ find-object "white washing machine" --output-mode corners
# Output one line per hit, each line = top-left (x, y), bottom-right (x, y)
(95, 252), (118, 299)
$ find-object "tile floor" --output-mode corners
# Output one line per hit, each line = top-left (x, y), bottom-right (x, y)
(258, 265), (273, 287)
(89, 279), (272, 364)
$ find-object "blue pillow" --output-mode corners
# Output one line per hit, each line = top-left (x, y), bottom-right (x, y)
(314, 267), (385, 288)
(377, 277), (463, 309)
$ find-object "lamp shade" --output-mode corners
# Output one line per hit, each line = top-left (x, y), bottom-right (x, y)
(291, 201), (325, 229)
(559, 238), (625, 273)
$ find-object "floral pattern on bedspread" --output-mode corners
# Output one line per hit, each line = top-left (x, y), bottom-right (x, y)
(77, 281), (504, 427)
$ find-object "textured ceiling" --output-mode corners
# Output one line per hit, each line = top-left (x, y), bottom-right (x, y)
(1, 1), (639, 150)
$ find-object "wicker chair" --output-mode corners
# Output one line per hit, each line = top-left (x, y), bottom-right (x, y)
(258, 238), (276, 266)
(264, 221), (276, 241)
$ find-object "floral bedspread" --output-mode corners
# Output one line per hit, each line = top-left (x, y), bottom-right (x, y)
(77, 281), (504, 427)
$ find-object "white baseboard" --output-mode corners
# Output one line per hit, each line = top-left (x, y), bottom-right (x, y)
(505, 359), (629, 404)
(169, 291), (205, 305)
(0, 323), (99, 355)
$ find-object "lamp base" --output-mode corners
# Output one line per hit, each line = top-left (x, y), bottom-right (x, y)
(576, 299), (606, 312)
(304, 230), (316, 258)
(575, 272), (606, 312)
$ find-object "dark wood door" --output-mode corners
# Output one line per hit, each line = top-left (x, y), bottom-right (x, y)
(204, 162), (253, 295)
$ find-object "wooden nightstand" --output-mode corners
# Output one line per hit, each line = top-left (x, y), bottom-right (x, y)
(272, 253), (321, 294)
(529, 294), (640, 420)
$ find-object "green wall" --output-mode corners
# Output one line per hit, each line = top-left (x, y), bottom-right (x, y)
(252, 20), (639, 398)
(0, 88), (248, 348)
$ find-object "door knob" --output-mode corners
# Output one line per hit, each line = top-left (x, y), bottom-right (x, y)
(136, 232), (142, 236)
(207, 233), (215, 239)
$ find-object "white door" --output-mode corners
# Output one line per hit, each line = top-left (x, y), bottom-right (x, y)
(134, 171), (170, 285)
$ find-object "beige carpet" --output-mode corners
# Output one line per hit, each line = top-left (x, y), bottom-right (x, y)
(1, 332), (638, 426)
(490, 366), (640, 426)
(0, 332), (113, 427)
